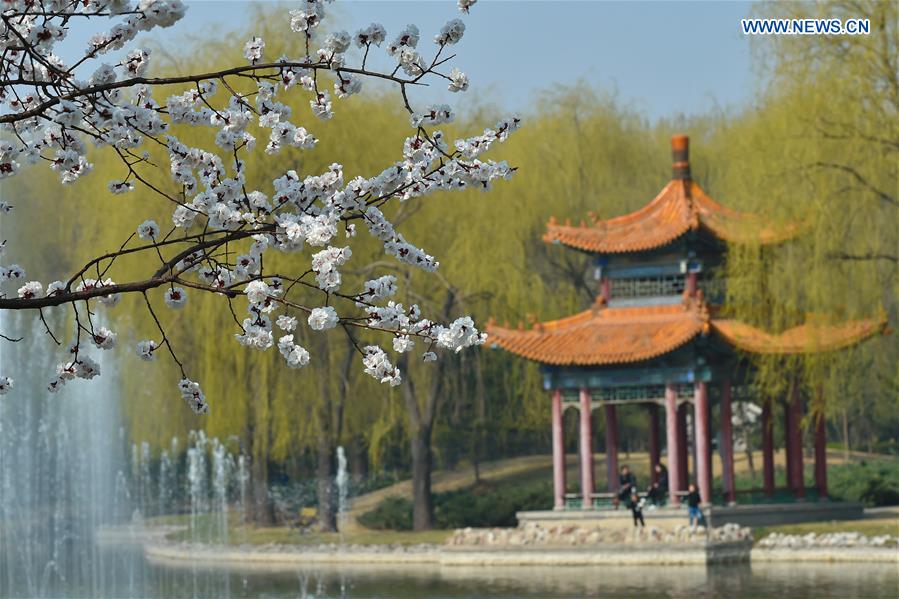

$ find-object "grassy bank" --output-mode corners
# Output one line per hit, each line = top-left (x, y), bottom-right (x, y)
(151, 513), (450, 546)
(753, 516), (899, 541)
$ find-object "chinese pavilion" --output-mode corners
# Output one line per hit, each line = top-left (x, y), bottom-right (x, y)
(487, 135), (886, 509)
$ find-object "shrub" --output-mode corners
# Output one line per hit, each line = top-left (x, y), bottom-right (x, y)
(829, 460), (899, 507)
(357, 496), (414, 530)
(358, 480), (553, 530)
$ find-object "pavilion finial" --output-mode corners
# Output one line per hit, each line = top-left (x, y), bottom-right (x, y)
(671, 134), (691, 181)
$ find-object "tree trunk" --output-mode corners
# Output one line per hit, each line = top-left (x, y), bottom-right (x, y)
(743, 429), (755, 480)
(245, 414), (274, 526)
(410, 424), (434, 531)
(398, 285), (454, 531)
(316, 431), (336, 532)
(249, 453), (274, 525)
(842, 409), (850, 463)
(349, 436), (368, 479)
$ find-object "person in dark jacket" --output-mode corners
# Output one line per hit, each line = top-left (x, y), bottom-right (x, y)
(647, 463), (669, 506)
(617, 465), (637, 506)
(686, 483), (706, 527)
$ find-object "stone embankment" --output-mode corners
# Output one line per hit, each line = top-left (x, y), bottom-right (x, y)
(752, 531), (898, 563)
(446, 521), (750, 547)
(138, 524), (897, 570)
(144, 523), (754, 569)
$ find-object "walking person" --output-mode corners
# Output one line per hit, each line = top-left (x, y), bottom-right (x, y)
(629, 490), (646, 528)
(686, 483), (706, 528)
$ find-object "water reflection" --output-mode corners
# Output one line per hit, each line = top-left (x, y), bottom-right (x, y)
(41, 553), (896, 599)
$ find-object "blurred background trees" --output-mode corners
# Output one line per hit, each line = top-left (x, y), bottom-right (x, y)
(4, 1), (895, 528)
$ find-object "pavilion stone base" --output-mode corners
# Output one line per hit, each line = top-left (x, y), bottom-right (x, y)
(445, 520), (753, 566)
(517, 507), (690, 534)
(517, 501), (863, 531)
(707, 501), (864, 528)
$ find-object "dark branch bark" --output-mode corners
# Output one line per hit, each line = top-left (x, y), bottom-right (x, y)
(813, 161), (899, 208)
(0, 60), (421, 125)
(827, 251), (898, 263)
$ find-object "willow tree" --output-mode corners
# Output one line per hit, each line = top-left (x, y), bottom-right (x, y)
(706, 0), (897, 446)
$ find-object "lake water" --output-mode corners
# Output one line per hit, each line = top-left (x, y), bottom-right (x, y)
(2, 544), (897, 599)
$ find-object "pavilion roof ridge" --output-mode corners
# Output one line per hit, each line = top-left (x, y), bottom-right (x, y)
(543, 135), (804, 254)
(486, 295), (886, 366)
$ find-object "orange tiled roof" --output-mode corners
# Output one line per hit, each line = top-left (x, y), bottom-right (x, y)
(485, 300), (709, 366)
(711, 317), (887, 354)
(543, 179), (802, 254)
(487, 300), (886, 366)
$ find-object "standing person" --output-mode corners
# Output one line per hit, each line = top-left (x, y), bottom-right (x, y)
(616, 465), (637, 508)
(686, 483), (705, 528)
(629, 491), (646, 528)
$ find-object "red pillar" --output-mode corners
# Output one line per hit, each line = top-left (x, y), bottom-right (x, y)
(705, 406), (713, 495)
(605, 403), (619, 492)
(694, 381), (712, 504)
(762, 401), (775, 495)
(720, 380), (736, 504)
(789, 384), (805, 499)
(579, 388), (594, 509)
(600, 278), (611, 303)
(551, 390), (565, 510)
(648, 404), (661, 486)
(815, 411), (828, 499)
(686, 271), (698, 297)
(665, 384), (682, 505)
(677, 402), (689, 488)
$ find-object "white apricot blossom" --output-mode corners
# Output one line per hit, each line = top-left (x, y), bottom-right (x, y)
(179, 378), (209, 414)
(308, 306), (339, 331)
(17, 281), (43, 300)
(362, 346), (401, 386)
(448, 68), (469, 93)
(92, 327), (118, 350)
(0, 0), (519, 414)
(276, 314), (298, 332)
(244, 36), (265, 64)
(137, 220), (160, 240)
(278, 335), (311, 368)
(164, 287), (187, 309)
(136, 340), (158, 361)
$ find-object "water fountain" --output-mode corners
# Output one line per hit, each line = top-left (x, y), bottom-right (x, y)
(0, 313), (256, 596)
(0, 316), (129, 597)
(335, 446), (349, 534)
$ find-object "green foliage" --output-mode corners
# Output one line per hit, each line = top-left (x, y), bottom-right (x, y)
(829, 460), (899, 507)
(434, 481), (553, 529)
(357, 496), (414, 531)
(2, 1), (895, 494)
(722, 458), (899, 507)
(358, 480), (552, 530)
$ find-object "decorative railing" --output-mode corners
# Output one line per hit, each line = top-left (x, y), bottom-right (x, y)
(610, 275), (685, 299)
